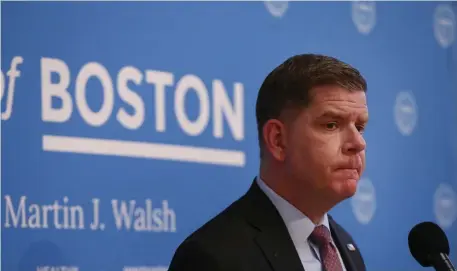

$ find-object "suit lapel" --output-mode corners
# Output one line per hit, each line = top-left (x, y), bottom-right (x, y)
(241, 180), (305, 271)
(329, 216), (358, 271)
(254, 227), (305, 271)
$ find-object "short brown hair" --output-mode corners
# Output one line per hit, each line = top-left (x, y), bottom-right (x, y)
(255, 54), (367, 154)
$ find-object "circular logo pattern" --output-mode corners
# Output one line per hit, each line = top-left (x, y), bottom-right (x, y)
(434, 4), (456, 48)
(352, 1), (376, 35)
(264, 1), (289, 18)
(351, 177), (376, 224)
(394, 91), (418, 136)
(434, 183), (457, 229)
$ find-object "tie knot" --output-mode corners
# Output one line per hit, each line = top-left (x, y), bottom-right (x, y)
(309, 225), (332, 246)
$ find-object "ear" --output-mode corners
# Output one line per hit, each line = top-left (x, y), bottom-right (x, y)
(262, 119), (287, 162)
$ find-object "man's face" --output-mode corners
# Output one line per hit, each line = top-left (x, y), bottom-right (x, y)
(284, 85), (368, 202)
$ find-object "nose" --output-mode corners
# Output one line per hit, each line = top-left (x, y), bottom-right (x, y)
(343, 128), (366, 155)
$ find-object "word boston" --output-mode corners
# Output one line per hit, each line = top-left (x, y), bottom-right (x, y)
(40, 57), (245, 139)
(38, 56), (247, 167)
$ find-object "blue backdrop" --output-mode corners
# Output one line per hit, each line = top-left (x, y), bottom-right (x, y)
(2, 1), (457, 270)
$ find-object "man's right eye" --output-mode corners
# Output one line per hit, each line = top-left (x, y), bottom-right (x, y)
(325, 122), (338, 130)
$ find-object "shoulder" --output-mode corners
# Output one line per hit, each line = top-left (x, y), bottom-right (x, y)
(186, 193), (253, 243)
(168, 196), (255, 270)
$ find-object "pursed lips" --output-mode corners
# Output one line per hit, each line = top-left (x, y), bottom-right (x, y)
(335, 165), (361, 178)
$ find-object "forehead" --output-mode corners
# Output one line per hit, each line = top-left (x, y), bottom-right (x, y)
(308, 85), (368, 113)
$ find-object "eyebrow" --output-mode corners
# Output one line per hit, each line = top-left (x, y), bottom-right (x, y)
(318, 110), (369, 123)
(318, 110), (346, 119)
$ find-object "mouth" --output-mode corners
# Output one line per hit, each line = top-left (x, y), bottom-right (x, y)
(335, 168), (360, 179)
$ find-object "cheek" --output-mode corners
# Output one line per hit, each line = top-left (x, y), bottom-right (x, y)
(295, 140), (333, 178)
(309, 136), (339, 163)
(360, 151), (366, 168)
(287, 127), (338, 170)
(288, 140), (309, 166)
(286, 135), (314, 175)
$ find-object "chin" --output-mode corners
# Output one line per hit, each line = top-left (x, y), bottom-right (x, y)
(335, 178), (359, 198)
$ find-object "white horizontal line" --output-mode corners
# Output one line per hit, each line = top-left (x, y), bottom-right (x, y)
(42, 135), (245, 167)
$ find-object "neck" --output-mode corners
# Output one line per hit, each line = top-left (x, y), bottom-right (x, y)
(259, 163), (333, 225)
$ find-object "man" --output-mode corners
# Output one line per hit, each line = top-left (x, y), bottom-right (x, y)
(168, 54), (368, 271)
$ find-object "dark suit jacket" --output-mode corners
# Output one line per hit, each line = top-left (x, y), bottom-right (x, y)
(168, 179), (366, 271)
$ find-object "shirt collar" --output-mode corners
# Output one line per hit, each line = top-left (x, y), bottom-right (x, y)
(256, 176), (331, 247)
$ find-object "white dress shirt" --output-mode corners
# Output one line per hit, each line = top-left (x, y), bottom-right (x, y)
(256, 176), (347, 271)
